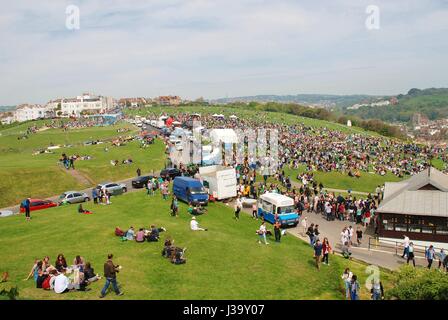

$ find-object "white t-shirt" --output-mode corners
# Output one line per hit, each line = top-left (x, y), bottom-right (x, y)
(190, 220), (199, 230)
(259, 224), (267, 234)
(403, 236), (410, 248)
(54, 274), (69, 294)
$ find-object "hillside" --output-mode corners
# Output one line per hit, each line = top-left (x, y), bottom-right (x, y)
(211, 94), (383, 109)
(344, 88), (448, 123)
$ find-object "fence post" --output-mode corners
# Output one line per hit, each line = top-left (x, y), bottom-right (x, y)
(368, 237), (371, 251)
(395, 242), (398, 256)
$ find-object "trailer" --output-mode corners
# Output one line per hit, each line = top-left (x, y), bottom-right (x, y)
(199, 165), (237, 200)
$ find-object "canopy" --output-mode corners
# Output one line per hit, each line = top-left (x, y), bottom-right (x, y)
(209, 129), (238, 144)
(191, 113), (201, 117)
(229, 115), (238, 119)
(217, 114), (225, 118)
(212, 114), (219, 117)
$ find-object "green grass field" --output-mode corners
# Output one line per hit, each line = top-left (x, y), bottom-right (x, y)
(0, 121), (166, 208)
(125, 105), (380, 136)
(283, 166), (404, 193)
(0, 190), (393, 300)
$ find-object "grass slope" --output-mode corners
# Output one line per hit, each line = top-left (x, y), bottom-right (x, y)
(283, 166), (404, 193)
(0, 122), (166, 208)
(0, 191), (392, 300)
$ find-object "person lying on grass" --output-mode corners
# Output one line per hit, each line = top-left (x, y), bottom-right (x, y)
(190, 216), (207, 231)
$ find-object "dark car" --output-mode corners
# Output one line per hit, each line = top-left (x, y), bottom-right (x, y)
(131, 175), (155, 189)
(160, 168), (182, 180)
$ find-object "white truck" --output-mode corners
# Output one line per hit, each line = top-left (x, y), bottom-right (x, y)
(199, 165), (237, 200)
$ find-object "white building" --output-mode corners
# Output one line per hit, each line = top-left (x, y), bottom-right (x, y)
(13, 104), (50, 122)
(61, 93), (115, 117)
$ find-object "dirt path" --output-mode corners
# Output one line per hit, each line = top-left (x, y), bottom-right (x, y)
(60, 167), (96, 186)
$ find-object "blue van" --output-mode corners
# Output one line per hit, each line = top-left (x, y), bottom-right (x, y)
(257, 193), (299, 227)
(173, 177), (209, 205)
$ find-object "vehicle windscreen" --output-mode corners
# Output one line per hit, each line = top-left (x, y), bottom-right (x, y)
(277, 205), (296, 215)
(190, 187), (206, 194)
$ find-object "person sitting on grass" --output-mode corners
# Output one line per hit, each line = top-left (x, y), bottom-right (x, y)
(55, 254), (68, 273)
(53, 268), (74, 294)
(115, 226), (125, 237)
(125, 226), (135, 241)
(171, 248), (187, 265)
(147, 225), (167, 242)
(25, 259), (41, 282)
(83, 262), (101, 283)
(190, 216), (207, 231)
(135, 228), (146, 243)
(78, 204), (92, 214)
(162, 238), (186, 258)
(73, 255), (86, 272)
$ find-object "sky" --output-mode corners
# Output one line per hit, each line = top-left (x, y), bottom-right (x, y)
(0, 0), (447, 105)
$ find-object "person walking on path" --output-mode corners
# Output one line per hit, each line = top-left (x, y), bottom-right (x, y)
(356, 227), (363, 246)
(371, 279), (384, 300)
(401, 235), (410, 259)
(407, 242), (416, 267)
(252, 203), (258, 219)
(99, 254), (123, 298)
(341, 268), (353, 299)
(426, 245), (436, 269)
(234, 197), (242, 220)
(306, 223), (315, 246)
(23, 198), (31, 221)
(136, 168), (141, 177)
(313, 224), (320, 245)
(350, 275), (360, 300)
(257, 221), (269, 245)
(300, 217), (308, 237)
(69, 156), (75, 169)
(438, 249), (446, 270)
(322, 238), (332, 265)
(313, 239), (323, 270)
(274, 220), (282, 243)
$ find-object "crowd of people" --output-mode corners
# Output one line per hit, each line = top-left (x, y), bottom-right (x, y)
(25, 254), (100, 293)
(115, 225), (167, 242)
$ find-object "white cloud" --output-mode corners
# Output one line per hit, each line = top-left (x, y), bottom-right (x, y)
(0, 0), (447, 104)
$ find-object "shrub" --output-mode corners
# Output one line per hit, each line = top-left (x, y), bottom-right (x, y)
(387, 265), (448, 300)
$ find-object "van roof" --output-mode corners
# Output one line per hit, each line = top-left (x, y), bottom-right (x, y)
(174, 176), (202, 184)
(259, 192), (294, 206)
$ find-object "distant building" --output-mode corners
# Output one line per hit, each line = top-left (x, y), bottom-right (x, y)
(118, 97), (148, 108)
(347, 120), (352, 127)
(13, 104), (55, 122)
(61, 93), (114, 117)
(154, 95), (181, 106)
(377, 167), (448, 246)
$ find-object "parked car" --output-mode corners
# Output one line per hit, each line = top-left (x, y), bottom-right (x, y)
(58, 191), (90, 204)
(97, 182), (128, 195)
(131, 175), (155, 189)
(20, 199), (57, 213)
(160, 168), (182, 180)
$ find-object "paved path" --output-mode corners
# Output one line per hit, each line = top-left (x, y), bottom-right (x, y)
(233, 200), (431, 271)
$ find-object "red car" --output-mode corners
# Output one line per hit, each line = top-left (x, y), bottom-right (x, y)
(20, 199), (57, 213)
